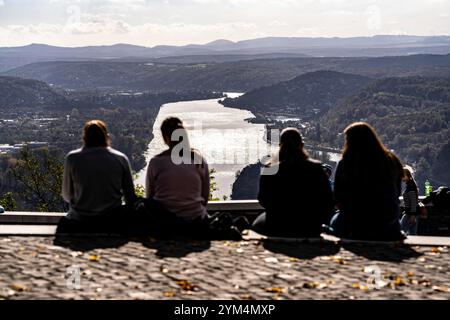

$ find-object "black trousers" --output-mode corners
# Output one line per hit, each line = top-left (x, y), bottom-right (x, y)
(56, 205), (138, 234)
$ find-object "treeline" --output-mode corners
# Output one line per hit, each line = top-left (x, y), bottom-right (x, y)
(320, 76), (450, 189)
(228, 73), (450, 198)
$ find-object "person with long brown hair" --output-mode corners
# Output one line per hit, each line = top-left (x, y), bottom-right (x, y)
(59, 120), (137, 232)
(330, 122), (405, 240)
(252, 128), (333, 237)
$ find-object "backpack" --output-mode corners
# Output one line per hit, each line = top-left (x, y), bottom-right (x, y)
(429, 186), (450, 211)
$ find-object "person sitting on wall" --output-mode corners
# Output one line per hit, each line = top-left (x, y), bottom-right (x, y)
(252, 128), (334, 238)
(57, 120), (137, 233)
(143, 117), (248, 239)
(328, 122), (405, 241)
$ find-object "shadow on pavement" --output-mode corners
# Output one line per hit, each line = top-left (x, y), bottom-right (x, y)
(263, 239), (340, 259)
(140, 237), (211, 258)
(53, 234), (129, 251)
(342, 242), (423, 262)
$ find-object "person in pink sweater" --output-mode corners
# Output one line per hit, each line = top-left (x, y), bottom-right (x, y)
(144, 117), (211, 235)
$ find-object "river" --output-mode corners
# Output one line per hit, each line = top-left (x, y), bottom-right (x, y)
(135, 94), (272, 199)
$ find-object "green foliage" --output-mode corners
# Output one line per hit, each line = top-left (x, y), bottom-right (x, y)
(134, 184), (146, 198)
(209, 168), (220, 201)
(11, 147), (65, 212)
(320, 76), (450, 188)
(0, 192), (16, 211)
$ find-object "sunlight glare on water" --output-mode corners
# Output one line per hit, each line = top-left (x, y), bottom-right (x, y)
(135, 94), (271, 199)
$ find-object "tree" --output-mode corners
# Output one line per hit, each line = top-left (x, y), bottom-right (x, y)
(209, 168), (220, 201)
(0, 192), (16, 211)
(11, 147), (65, 212)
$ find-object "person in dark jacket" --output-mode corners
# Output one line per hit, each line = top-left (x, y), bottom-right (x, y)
(330, 122), (405, 241)
(252, 128), (334, 237)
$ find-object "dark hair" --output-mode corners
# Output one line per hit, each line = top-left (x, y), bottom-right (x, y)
(279, 128), (308, 163)
(342, 122), (402, 179)
(83, 120), (110, 148)
(161, 117), (186, 148)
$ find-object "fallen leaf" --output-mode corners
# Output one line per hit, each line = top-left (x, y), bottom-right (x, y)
(88, 255), (100, 262)
(394, 276), (407, 287)
(407, 272), (414, 277)
(352, 283), (369, 291)
(176, 279), (195, 291)
(289, 257), (301, 262)
(163, 291), (176, 297)
(11, 284), (27, 292)
(333, 256), (346, 265)
(240, 294), (253, 300)
(265, 287), (284, 293)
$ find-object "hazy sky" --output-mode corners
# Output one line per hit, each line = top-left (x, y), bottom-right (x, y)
(0, 0), (449, 47)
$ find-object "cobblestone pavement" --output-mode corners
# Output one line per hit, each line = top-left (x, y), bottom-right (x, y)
(0, 235), (449, 300)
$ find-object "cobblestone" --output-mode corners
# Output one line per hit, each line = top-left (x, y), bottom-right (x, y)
(0, 236), (449, 300)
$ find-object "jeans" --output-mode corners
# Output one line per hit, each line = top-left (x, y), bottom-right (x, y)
(330, 211), (405, 240)
(400, 214), (418, 235)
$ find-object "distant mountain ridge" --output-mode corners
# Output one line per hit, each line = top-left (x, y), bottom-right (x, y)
(4, 54), (450, 92)
(1, 35), (450, 71)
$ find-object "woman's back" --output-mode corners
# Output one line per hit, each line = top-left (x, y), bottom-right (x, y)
(146, 149), (209, 220)
(334, 155), (402, 225)
(332, 122), (404, 240)
(258, 158), (333, 236)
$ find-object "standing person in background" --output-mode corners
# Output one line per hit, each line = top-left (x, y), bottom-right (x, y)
(400, 166), (420, 235)
(253, 128), (334, 237)
(330, 122), (405, 240)
(322, 163), (335, 191)
(58, 120), (137, 233)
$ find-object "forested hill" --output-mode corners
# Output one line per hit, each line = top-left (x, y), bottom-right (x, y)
(220, 71), (372, 116)
(320, 76), (450, 187)
(0, 76), (68, 109)
(3, 54), (450, 92)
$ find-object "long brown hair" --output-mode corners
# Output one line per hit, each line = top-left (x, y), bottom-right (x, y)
(83, 120), (110, 148)
(342, 122), (402, 180)
(279, 128), (308, 163)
